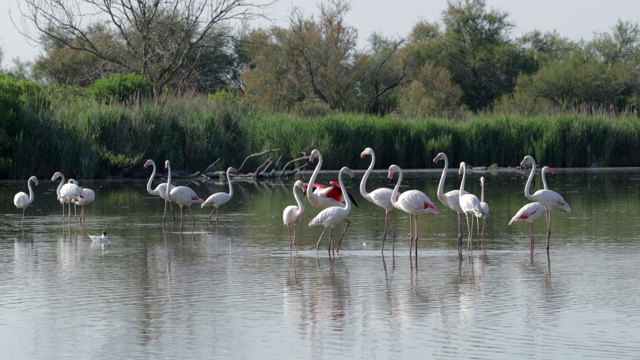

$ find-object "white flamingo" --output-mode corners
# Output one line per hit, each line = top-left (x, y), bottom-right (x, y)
(51, 172), (84, 219)
(433, 152), (467, 249)
(144, 159), (175, 224)
(475, 176), (490, 246)
(308, 167), (355, 255)
(201, 167), (238, 225)
(164, 160), (204, 231)
(520, 155), (571, 251)
(458, 162), (483, 252)
(388, 164), (440, 257)
(360, 147), (397, 254)
(14, 176), (38, 226)
(509, 165), (560, 252)
(68, 179), (95, 223)
(283, 180), (305, 252)
(306, 149), (353, 249)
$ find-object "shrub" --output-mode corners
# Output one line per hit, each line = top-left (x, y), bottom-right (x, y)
(89, 73), (154, 104)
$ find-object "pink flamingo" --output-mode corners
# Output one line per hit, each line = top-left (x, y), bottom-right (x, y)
(475, 176), (490, 247)
(144, 159), (175, 224)
(308, 167), (355, 255)
(14, 176), (38, 226)
(360, 147), (397, 255)
(201, 167), (238, 225)
(458, 162), (483, 252)
(388, 164), (440, 257)
(520, 155), (571, 251)
(283, 180), (305, 252)
(305, 149), (356, 250)
(164, 160), (204, 231)
(433, 152), (467, 250)
(509, 165), (558, 252)
(51, 172), (84, 219)
(68, 179), (95, 223)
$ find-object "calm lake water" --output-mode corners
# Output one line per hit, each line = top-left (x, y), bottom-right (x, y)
(1, 168), (639, 359)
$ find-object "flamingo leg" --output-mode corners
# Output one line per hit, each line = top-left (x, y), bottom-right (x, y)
(163, 200), (169, 224)
(457, 212), (463, 253)
(468, 215), (475, 251)
(481, 219), (486, 249)
(530, 222), (535, 252)
(208, 208), (215, 224)
(216, 207), (220, 225)
(286, 226), (292, 247)
(21, 208), (26, 226)
(464, 213), (472, 251)
(381, 212), (388, 255)
(189, 206), (196, 229)
(413, 215), (419, 258)
(388, 212), (396, 257)
(545, 209), (552, 251)
(336, 219), (350, 253)
(293, 225), (298, 255)
(316, 228), (327, 256)
(329, 227), (335, 255)
(408, 215), (414, 252)
(179, 206), (185, 232)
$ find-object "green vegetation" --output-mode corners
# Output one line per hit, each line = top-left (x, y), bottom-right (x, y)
(2, 82), (639, 179)
(3, 0), (640, 178)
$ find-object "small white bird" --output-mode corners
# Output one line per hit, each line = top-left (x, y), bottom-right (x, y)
(89, 231), (108, 243)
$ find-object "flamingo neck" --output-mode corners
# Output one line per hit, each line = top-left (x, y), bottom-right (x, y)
(524, 160), (536, 200)
(27, 178), (36, 203)
(307, 153), (322, 202)
(56, 174), (65, 197)
(166, 162), (172, 199)
(541, 168), (549, 190)
(226, 169), (234, 197)
(437, 154), (449, 199)
(480, 180), (485, 203)
(359, 154), (375, 199)
(459, 164), (467, 194)
(293, 184), (304, 213)
(146, 161), (156, 194)
(338, 168), (351, 212)
(391, 168), (402, 207)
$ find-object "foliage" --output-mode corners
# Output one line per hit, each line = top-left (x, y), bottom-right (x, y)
(21, 0), (262, 95)
(89, 73), (155, 104)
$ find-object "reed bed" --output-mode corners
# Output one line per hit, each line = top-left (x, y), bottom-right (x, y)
(5, 94), (640, 179)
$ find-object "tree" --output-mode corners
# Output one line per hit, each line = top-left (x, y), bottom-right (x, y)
(438, 0), (530, 111)
(20, 0), (272, 95)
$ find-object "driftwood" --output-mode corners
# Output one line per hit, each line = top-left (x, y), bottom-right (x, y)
(201, 148), (311, 180)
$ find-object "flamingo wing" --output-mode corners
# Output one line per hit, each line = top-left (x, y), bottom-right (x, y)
(202, 192), (232, 208)
(397, 190), (440, 215)
(283, 205), (303, 225)
(14, 192), (29, 209)
(367, 187), (395, 211)
(509, 202), (545, 225)
(308, 206), (349, 227)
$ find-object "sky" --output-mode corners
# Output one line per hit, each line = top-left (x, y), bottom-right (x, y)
(2, 0), (640, 68)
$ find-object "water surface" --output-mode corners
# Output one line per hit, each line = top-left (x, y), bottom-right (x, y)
(0, 168), (639, 359)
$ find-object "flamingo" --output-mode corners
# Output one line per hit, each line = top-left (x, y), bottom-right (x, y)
(475, 176), (490, 247)
(433, 152), (467, 249)
(144, 159), (176, 224)
(360, 147), (397, 254)
(308, 167), (355, 255)
(388, 164), (440, 257)
(201, 167), (238, 225)
(509, 202), (546, 252)
(458, 162), (483, 252)
(51, 172), (84, 219)
(164, 160), (204, 231)
(68, 179), (95, 223)
(14, 176), (38, 226)
(520, 155), (571, 251)
(305, 149), (355, 250)
(508, 166), (553, 252)
(283, 180), (305, 252)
